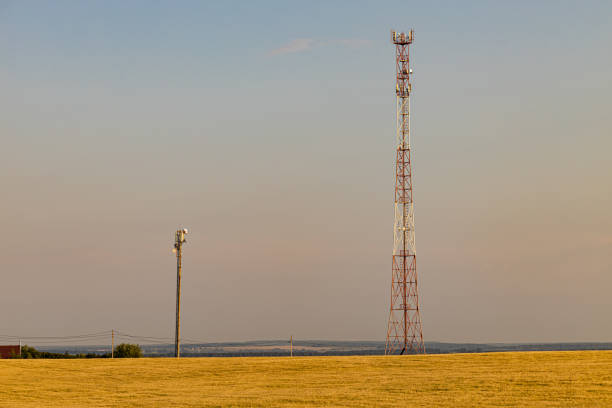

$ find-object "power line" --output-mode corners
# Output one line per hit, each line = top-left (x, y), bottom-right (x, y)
(0, 330), (214, 346)
(0, 330), (110, 340)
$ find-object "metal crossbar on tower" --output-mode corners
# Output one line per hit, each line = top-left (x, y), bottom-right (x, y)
(385, 29), (425, 355)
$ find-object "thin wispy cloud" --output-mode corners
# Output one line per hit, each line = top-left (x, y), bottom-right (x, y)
(333, 39), (372, 48)
(268, 38), (371, 56)
(268, 38), (315, 56)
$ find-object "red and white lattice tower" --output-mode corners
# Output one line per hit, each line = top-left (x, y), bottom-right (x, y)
(385, 29), (425, 355)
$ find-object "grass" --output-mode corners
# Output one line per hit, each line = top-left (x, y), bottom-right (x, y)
(1, 351), (612, 407)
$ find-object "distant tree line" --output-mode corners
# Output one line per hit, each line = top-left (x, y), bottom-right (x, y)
(11, 343), (142, 359)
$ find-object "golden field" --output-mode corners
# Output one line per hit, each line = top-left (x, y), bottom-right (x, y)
(1, 351), (611, 407)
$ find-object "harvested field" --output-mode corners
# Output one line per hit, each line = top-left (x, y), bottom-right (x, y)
(1, 351), (611, 407)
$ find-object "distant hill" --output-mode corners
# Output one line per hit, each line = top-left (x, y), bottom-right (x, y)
(37, 340), (612, 357)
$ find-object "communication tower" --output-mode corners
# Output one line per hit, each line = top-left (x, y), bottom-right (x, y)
(385, 29), (425, 354)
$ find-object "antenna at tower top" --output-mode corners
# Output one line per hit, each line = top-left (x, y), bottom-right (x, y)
(391, 29), (414, 44)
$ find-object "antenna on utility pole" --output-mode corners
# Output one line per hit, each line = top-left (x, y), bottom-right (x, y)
(173, 228), (188, 358)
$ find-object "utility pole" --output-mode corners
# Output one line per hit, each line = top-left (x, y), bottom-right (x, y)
(173, 228), (188, 358)
(290, 335), (293, 357)
(385, 29), (425, 355)
(111, 329), (114, 359)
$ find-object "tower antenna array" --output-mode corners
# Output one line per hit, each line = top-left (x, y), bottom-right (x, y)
(385, 29), (425, 354)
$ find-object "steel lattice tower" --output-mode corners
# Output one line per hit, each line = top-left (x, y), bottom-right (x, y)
(385, 29), (425, 355)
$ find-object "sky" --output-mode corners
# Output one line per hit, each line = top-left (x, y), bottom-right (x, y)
(1, 0), (611, 344)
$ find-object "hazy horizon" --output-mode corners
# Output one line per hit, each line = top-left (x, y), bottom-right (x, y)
(1, 0), (611, 344)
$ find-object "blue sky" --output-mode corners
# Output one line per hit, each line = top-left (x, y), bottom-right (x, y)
(1, 0), (611, 343)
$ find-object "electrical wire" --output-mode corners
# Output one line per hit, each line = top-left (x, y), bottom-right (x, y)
(0, 331), (110, 340)
(0, 330), (217, 346)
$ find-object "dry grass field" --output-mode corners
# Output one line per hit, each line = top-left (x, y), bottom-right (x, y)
(1, 351), (611, 407)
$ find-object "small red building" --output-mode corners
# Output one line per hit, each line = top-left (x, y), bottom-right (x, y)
(0, 345), (21, 358)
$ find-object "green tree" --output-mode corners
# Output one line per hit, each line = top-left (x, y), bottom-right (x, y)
(18, 345), (40, 359)
(114, 343), (143, 358)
